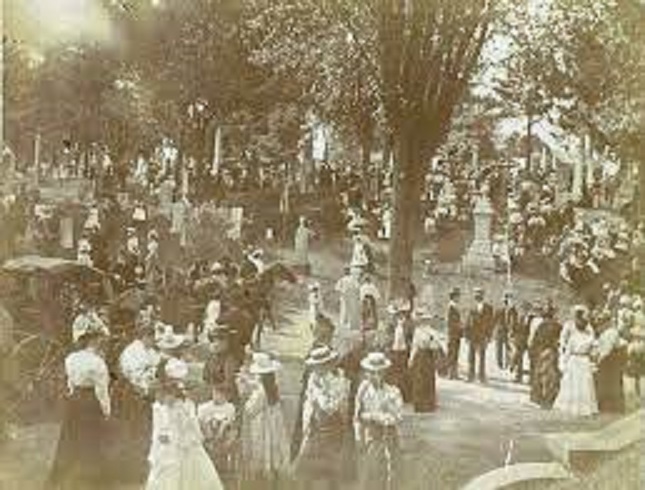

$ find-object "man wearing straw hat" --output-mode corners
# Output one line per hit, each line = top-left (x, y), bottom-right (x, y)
(354, 352), (403, 490)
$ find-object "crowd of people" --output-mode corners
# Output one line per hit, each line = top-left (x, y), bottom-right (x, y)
(46, 286), (411, 490)
(41, 204), (645, 490)
(1, 140), (642, 490)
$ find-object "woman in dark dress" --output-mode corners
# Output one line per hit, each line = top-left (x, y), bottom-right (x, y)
(47, 330), (111, 489)
(594, 313), (627, 413)
(386, 302), (413, 403)
(408, 313), (442, 412)
(529, 307), (562, 408)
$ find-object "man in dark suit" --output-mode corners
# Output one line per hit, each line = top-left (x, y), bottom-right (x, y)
(495, 291), (519, 370)
(446, 287), (463, 379)
(466, 287), (494, 383)
(509, 302), (532, 383)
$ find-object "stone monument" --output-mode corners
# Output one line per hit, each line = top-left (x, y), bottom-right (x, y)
(462, 188), (496, 273)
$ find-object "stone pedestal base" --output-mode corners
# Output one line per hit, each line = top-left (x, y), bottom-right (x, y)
(462, 239), (496, 273)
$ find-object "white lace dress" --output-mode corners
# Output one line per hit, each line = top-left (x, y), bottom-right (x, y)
(146, 399), (224, 490)
(553, 329), (599, 417)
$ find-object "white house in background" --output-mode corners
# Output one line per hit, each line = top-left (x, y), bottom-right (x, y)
(495, 117), (622, 201)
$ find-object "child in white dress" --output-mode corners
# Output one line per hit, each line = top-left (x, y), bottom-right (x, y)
(198, 385), (237, 477)
(146, 358), (224, 490)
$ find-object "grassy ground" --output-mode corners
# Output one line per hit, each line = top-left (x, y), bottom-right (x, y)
(0, 234), (641, 490)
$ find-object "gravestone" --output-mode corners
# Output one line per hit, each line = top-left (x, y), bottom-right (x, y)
(462, 191), (495, 273)
(158, 179), (175, 219)
(59, 215), (75, 250)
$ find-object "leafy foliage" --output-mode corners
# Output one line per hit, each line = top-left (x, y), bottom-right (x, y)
(512, 0), (645, 162)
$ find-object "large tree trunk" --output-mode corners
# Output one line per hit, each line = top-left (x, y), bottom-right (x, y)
(388, 128), (426, 299)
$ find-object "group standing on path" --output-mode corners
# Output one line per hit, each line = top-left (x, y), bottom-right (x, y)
(26, 150), (642, 490)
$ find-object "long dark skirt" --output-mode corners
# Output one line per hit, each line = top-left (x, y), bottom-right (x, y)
(294, 413), (346, 482)
(411, 349), (436, 412)
(530, 348), (560, 408)
(110, 381), (152, 482)
(46, 388), (109, 490)
(595, 348), (626, 413)
(387, 350), (411, 403)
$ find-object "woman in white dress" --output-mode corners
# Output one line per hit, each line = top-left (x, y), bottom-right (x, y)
(553, 318), (599, 417)
(146, 358), (224, 490)
(294, 216), (314, 273)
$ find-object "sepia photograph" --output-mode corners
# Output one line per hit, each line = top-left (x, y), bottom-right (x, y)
(1, 1), (644, 489)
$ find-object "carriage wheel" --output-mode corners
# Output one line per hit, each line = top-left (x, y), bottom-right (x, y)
(6, 331), (66, 419)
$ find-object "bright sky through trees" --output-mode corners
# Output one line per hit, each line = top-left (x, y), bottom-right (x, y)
(5, 0), (114, 47)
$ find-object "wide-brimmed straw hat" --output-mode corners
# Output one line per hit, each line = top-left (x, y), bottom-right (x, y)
(305, 345), (339, 367)
(360, 352), (392, 372)
(249, 352), (281, 375)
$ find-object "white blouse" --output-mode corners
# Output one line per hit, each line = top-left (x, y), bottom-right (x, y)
(71, 311), (110, 343)
(65, 349), (111, 417)
(119, 339), (161, 395)
(354, 380), (403, 444)
(302, 371), (349, 438)
(408, 326), (441, 365)
(595, 327), (624, 362)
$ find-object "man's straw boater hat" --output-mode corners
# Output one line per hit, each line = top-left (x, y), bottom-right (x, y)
(360, 351), (392, 372)
(305, 345), (339, 367)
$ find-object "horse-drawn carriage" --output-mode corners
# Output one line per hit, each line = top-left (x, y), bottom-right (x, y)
(0, 255), (111, 419)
